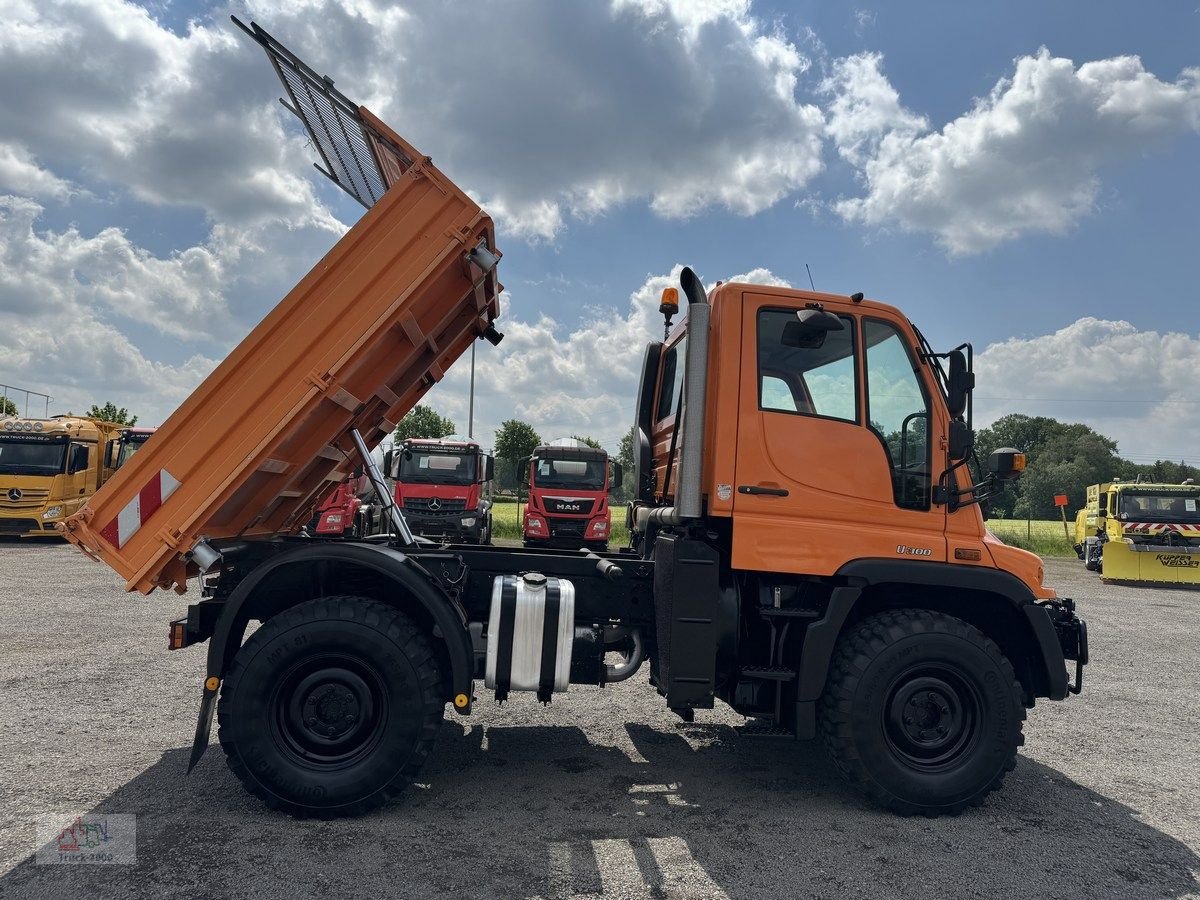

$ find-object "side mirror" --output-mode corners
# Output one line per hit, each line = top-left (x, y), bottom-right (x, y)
(609, 461), (624, 492)
(67, 444), (89, 474)
(484, 455), (495, 482)
(947, 349), (974, 419)
(104, 439), (116, 469)
(987, 448), (1026, 481)
(782, 307), (843, 350)
(519, 456), (531, 487)
(382, 451), (393, 477)
(948, 419), (974, 462)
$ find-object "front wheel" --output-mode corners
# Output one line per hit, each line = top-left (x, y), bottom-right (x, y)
(819, 608), (1025, 816)
(217, 596), (445, 818)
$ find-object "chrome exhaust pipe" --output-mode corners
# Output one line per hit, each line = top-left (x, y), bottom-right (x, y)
(635, 266), (710, 532)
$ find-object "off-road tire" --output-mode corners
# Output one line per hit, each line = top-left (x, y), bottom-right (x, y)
(218, 596), (445, 818)
(818, 608), (1025, 817)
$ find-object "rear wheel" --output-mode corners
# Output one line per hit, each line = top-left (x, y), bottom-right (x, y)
(819, 608), (1025, 816)
(217, 596), (445, 818)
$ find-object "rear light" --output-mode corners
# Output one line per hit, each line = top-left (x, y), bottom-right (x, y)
(169, 618), (188, 650)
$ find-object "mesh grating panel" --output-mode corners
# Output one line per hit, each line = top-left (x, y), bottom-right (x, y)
(233, 16), (412, 208)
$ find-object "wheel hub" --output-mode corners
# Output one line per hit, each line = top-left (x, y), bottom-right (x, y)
(271, 656), (387, 767)
(884, 671), (979, 770)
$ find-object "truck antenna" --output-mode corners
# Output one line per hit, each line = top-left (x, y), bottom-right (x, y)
(806, 264), (816, 291)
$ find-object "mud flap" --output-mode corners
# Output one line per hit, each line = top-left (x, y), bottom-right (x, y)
(187, 681), (220, 773)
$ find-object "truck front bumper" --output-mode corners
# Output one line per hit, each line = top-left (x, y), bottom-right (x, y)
(403, 514), (481, 543)
(1037, 597), (1088, 696)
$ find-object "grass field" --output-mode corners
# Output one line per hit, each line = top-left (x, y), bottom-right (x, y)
(490, 498), (1074, 557)
(985, 517), (1078, 557)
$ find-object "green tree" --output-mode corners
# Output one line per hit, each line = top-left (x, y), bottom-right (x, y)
(1, 397), (16, 417)
(494, 419), (542, 490)
(394, 404), (456, 441)
(87, 402), (138, 425)
(615, 426), (637, 504)
(977, 414), (1122, 519)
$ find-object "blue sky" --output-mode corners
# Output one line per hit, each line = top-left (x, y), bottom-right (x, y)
(0, 0), (1197, 463)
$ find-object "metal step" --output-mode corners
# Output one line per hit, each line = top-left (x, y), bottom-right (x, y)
(758, 607), (820, 619)
(736, 722), (794, 739)
(740, 666), (796, 682)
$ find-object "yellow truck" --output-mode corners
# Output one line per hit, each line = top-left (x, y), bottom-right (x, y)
(0, 416), (123, 537)
(1074, 480), (1200, 584)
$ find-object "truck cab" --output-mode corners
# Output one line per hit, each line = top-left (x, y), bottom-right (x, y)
(386, 439), (494, 544)
(522, 439), (620, 551)
(1, 416), (122, 537)
(312, 472), (368, 537)
(107, 426), (158, 471)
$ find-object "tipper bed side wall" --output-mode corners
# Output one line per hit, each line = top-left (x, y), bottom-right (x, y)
(63, 133), (500, 595)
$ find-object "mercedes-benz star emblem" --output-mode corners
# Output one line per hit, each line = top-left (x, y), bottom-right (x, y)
(427, 497), (441, 511)
(7, 488), (21, 502)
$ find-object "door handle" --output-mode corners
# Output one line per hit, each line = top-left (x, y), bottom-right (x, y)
(738, 485), (789, 497)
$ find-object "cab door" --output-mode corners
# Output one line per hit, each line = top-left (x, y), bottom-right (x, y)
(730, 292), (946, 575)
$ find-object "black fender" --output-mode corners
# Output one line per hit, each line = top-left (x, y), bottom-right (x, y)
(188, 542), (474, 772)
(792, 559), (1069, 739)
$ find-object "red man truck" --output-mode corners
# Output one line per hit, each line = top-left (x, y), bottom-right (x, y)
(522, 439), (620, 551)
(386, 438), (494, 544)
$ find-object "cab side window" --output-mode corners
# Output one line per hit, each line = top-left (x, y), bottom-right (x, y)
(863, 319), (931, 509)
(656, 336), (687, 422)
(756, 309), (857, 422)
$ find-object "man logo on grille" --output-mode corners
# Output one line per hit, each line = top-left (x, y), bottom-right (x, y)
(7, 488), (21, 502)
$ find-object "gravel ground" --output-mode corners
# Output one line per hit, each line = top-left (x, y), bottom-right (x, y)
(0, 542), (1197, 899)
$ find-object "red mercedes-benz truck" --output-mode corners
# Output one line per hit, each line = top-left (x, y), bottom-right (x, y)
(522, 439), (620, 551)
(386, 438), (493, 544)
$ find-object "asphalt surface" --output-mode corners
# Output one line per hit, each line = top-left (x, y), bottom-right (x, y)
(0, 543), (1197, 899)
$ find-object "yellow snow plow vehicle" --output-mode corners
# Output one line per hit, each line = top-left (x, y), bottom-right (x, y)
(1074, 481), (1200, 585)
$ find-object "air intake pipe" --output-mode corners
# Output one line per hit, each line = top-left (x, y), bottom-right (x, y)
(636, 266), (710, 530)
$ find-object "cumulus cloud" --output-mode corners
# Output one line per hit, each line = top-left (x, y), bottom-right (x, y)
(0, 196), (223, 422)
(824, 49), (1200, 254)
(0, 0), (342, 232)
(0, 144), (74, 200)
(245, 0), (825, 239)
(976, 318), (1200, 461)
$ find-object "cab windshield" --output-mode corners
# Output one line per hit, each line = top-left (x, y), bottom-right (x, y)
(117, 435), (151, 468)
(0, 436), (68, 476)
(1119, 491), (1200, 523)
(532, 457), (606, 491)
(398, 450), (476, 486)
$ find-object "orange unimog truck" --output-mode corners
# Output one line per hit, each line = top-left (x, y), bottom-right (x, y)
(63, 19), (1087, 820)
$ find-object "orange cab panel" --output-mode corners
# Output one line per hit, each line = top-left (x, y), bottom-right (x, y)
(724, 289), (950, 575)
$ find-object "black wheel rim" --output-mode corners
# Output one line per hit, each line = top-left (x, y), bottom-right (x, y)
(883, 665), (982, 772)
(269, 653), (388, 769)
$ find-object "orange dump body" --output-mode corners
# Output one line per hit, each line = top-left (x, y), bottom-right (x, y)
(63, 112), (501, 595)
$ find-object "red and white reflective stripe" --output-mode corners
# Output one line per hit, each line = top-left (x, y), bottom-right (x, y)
(1124, 522), (1191, 535)
(99, 469), (181, 549)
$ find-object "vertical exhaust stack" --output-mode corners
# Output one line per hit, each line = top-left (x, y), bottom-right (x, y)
(637, 266), (711, 530)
